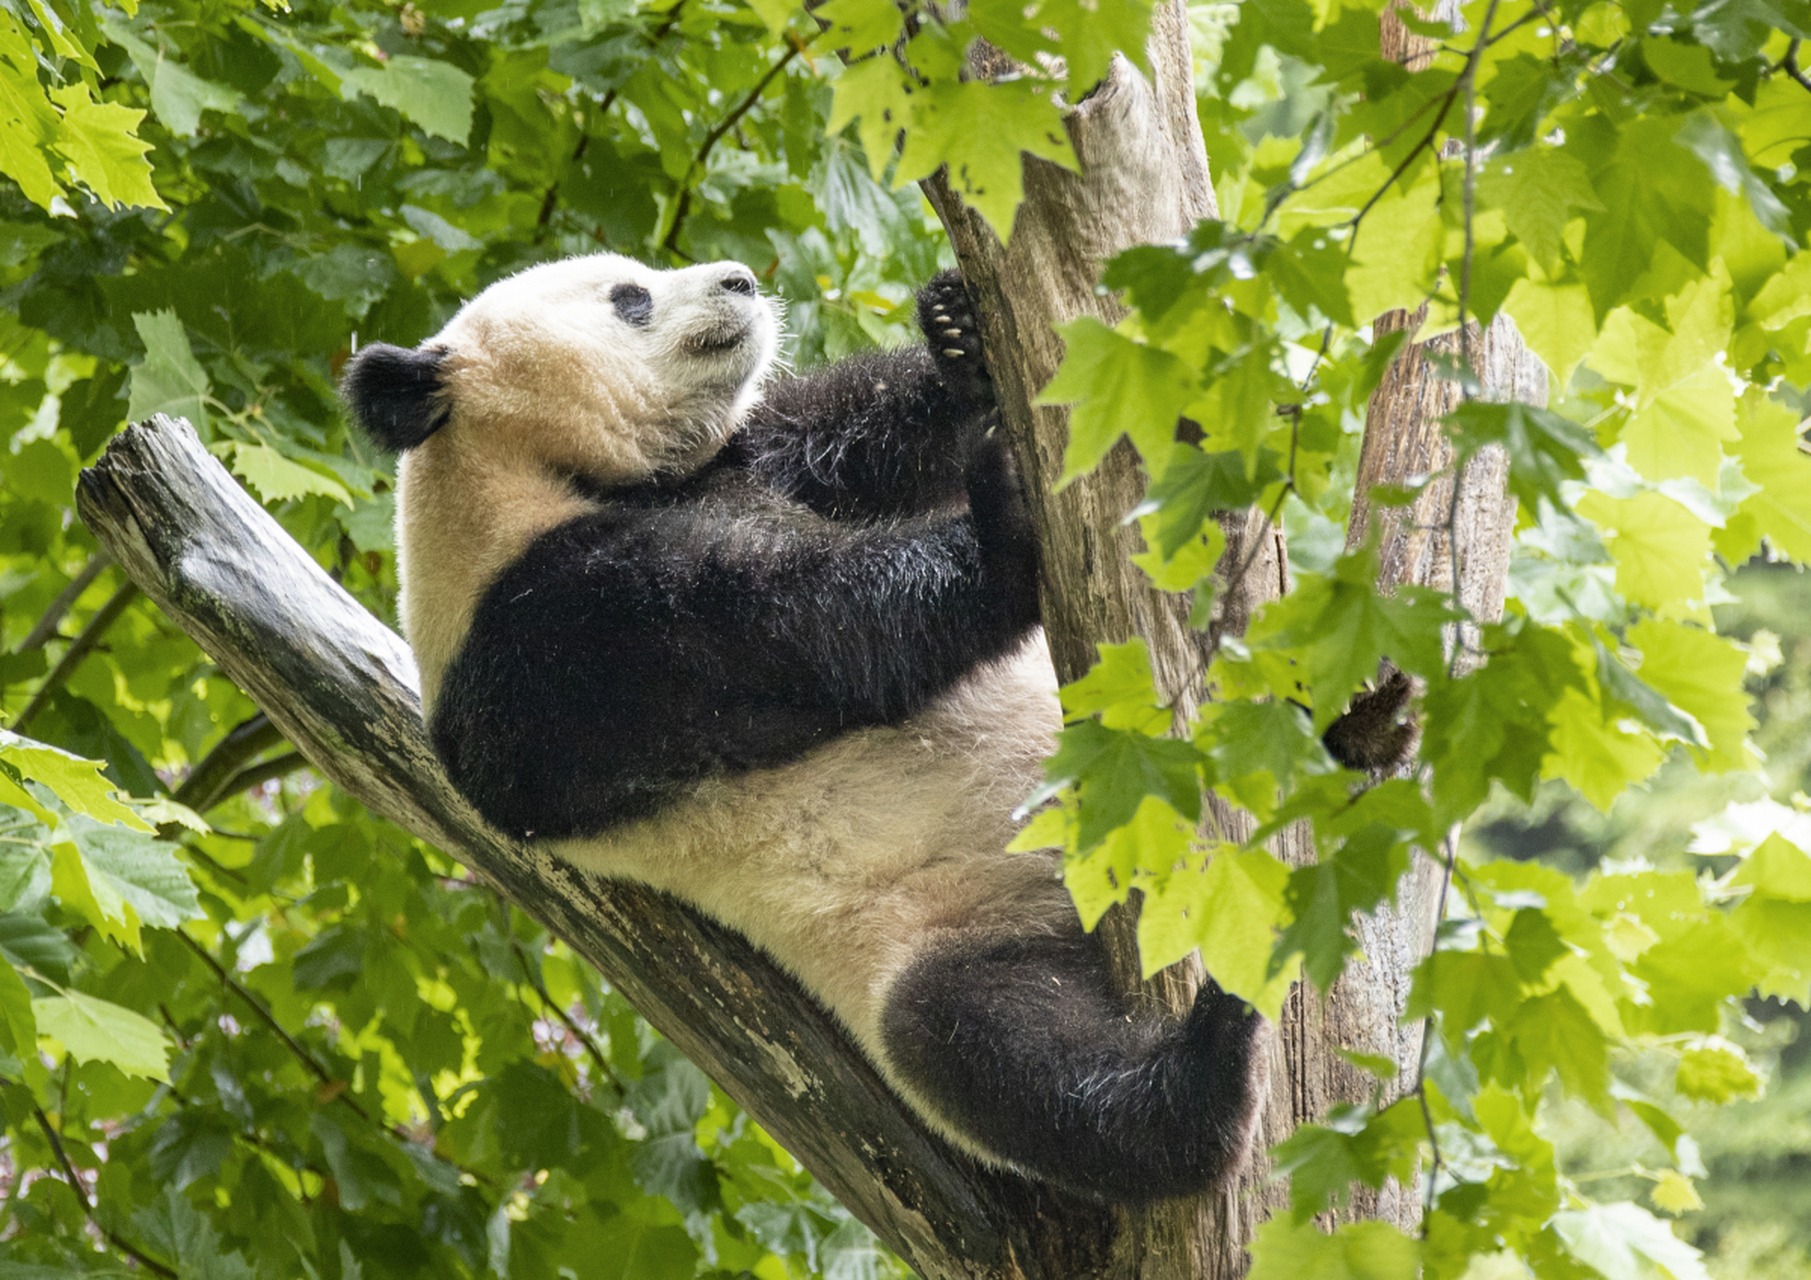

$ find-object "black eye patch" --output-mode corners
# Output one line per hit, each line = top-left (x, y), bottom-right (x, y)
(610, 283), (653, 327)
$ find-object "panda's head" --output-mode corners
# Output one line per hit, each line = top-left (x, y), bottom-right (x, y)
(342, 253), (782, 483)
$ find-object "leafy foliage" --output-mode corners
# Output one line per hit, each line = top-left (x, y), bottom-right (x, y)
(1, 0), (1809, 1273)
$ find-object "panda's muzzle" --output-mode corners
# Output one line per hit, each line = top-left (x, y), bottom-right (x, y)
(683, 321), (751, 356)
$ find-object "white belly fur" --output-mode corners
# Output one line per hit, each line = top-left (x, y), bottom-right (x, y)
(549, 634), (1069, 1061)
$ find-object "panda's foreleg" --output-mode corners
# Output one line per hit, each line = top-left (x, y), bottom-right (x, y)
(740, 272), (995, 519)
(879, 929), (1267, 1204)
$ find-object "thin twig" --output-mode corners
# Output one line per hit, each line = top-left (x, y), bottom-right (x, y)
(509, 933), (624, 1096)
(532, 0), (688, 239)
(18, 552), (113, 651)
(660, 43), (802, 256)
(28, 1099), (178, 1277)
(171, 713), (287, 815)
(218, 751), (309, 800)
(1414, 828), (1461, 1231)
(1784, 39), (1811, 92)
(10, 582), (140, 734)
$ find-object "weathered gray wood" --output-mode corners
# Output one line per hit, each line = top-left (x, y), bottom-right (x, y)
(77, 413), (1124, 1280)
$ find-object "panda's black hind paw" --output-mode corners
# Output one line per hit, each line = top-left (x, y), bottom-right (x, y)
(918, 269), (993, 408)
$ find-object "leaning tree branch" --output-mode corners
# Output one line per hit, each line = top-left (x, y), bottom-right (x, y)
(78, 413), (1119, 1280)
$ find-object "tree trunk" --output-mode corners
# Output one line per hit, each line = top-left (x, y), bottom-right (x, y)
(921, 0), (1538, 1272)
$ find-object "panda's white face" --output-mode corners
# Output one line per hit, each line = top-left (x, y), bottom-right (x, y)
(432, 252), (783, 481)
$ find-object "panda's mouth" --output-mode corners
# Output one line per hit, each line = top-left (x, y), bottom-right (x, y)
(684, 322), (750, 356)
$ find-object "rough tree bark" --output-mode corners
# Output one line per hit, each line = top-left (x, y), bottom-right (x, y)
(75, 7), (1543, 1275)
(921, 0), (1540, 1273)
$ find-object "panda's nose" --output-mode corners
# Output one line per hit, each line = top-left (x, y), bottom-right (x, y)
(719, 268), (757, 296)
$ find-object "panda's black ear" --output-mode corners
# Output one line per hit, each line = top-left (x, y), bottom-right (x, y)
(342, 342), (451, 453)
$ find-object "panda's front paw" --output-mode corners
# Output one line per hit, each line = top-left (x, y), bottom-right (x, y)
(918, 269), (993, 409)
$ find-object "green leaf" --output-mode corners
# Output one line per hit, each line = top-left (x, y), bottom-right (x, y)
(1631, 919), (1764, 1034)
(227, 442), (354, 508)
(100, 18), (241, 137)
(0, 10), (68, 208)
(1551, 1202), (1711, 1280)
(1248, 1217), (1420, 1280)
(341, 56), (475, 144)
(1674, 1041), (1761, 1102)
(1730, 831), (1811, 902)
(1674, 110), (1790, 238)
(1408, 950), (1523, 1047)
(33, 989), (170, 1080)
(1197, 698), (1331, 822)
(0, 957), (35, 1076)
(1574, 490), (1711, 611)
(0, 730), (151, 830)
(1345, 163), (1443, 324)
(1509, 986), (1612, 1111)
(826, 55), (916, 181)
(1504, 908), (1568, 983)
(1543, 684), (1668, 811)
(1626, 619), (1756, 771)
(1138, 448), (1283, 563)
(64, 813), (202, 931)
(1270, 1099), (1422, 1223)
(1594, 637), (1708, 749)
(1575, 114), (1714, 319)
(894, 77), (1077, 241)
(47, 85), (166, 210)
(1195, 343), (1290, 467)
(1279, 825), (1414, 993)
(1419, 623), (1580, 823)
(127, 310), (210, 436)
(1138, 845), (1296, 1019)
(1039, 317), (1197, 481)
(1477, 149), (1604, 275)
(1268, 228), (1356, 328)
(1064, 794), (1189, 929)
(811, 0), (904, 55)
(1059, 638), (1169, 733)
(1038, 719), (1202, 852)
(1502, 275), (1598, 386)
(1731, 391), (1811, 561)
(1250, 546), (1454, 730)
(149, 1108), (236, 1191)
(1728, 892), (1811, 1005)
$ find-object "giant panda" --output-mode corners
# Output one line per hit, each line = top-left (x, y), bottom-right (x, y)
(341, 253), (1266, 1203)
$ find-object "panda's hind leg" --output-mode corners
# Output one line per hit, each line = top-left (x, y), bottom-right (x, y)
(878, 929), (1267, 1203)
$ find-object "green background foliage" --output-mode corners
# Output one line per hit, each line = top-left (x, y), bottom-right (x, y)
(1, 0), (1809, 1275)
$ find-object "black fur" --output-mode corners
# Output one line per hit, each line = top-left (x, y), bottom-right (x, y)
(1321, 668), (1417, 772)
(433, 270), (1036, 840)
(734, 270), (996, 520)
(341, 342), (451, 452)
(882, 931), (1264, 1202)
